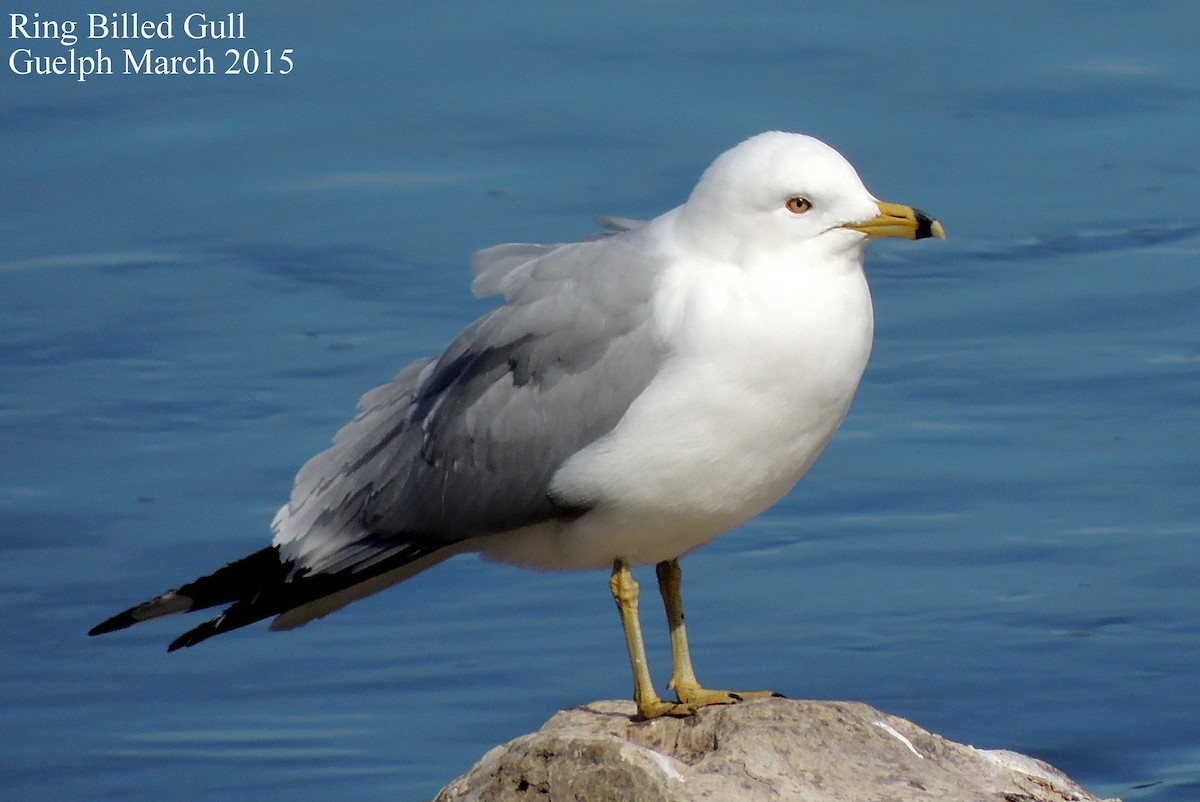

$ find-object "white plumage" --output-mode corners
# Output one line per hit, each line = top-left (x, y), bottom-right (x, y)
(91, 132), (942, 717)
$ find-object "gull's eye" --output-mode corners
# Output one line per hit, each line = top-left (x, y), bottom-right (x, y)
(785, 196), (812, 214)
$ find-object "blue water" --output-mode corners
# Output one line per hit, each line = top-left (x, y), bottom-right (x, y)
(3, 2), (1198, 799)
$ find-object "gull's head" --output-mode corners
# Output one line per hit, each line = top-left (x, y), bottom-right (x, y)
(678, 131), (943, 264)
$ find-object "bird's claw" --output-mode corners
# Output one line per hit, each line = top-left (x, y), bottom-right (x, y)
(634, 684), (783, 718)
(674, 684), (779, 707)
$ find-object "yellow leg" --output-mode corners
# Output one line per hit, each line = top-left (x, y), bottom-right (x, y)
(610, 559), (696, 719)
(655, 558), (782, 707)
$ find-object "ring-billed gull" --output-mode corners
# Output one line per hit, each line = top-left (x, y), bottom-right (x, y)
(90, 131), (943, 719)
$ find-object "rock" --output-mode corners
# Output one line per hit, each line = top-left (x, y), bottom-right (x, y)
(435, 698), (1119, 802)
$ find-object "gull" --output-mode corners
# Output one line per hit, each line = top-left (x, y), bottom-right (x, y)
(90, 131), (943, 719)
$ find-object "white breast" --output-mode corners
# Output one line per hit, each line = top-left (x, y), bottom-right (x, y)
(495, 244), (875, 570)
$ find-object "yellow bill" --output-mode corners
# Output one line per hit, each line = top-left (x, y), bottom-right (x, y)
(843, 201), (945, 240)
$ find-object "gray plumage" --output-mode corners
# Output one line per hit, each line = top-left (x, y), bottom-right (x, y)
(88, 131), (941, 659)
(276, 230), (668, 575)
(91, 223), (670, 645)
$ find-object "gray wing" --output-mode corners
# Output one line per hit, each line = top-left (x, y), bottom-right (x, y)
(273, 230), (668, 574)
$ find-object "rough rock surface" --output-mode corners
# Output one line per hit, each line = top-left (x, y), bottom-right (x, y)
(435, 698), (1119, 802)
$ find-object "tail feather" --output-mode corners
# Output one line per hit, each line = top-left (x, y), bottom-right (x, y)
(90, 539), (446, 649)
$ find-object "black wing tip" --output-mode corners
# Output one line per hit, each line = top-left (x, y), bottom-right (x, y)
(87, 545), (290, 644)
(91, 539), (448, 649)
(91, 607), (245, 651)
(87, 590), (197, 639)
(167, 624), (213, 652)
(88, 613), (136, 637)
(167, 597), (283, 651)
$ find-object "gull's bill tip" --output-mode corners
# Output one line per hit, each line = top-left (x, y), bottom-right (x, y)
(843, 201), (945, 240)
